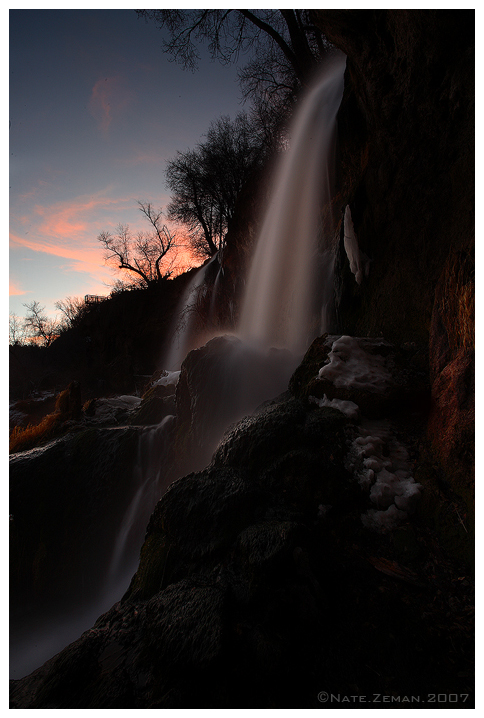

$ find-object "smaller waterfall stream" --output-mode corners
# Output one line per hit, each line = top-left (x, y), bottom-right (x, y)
(106, 416), (175, 593)
(163, 255), (219, 370)
(10, 418), (176, 680)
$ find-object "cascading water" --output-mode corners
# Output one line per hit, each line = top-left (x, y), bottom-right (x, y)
(105, 416), (175, 594)
(239, 51), (346, 354)
(163, 254), (219, 371)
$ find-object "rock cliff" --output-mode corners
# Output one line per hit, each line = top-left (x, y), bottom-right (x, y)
(313, 8), (474, 539)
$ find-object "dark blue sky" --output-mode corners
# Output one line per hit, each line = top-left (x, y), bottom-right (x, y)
(10, 9), (250, 316)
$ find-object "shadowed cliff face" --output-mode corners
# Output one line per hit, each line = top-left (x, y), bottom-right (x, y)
(313, 9), (474, 344)
(312, 8), (474, 530)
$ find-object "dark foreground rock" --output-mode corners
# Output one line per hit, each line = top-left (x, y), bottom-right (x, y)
(10, 341), (474, 706)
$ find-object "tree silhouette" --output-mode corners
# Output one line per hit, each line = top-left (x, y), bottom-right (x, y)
(97, 201), (178, 289)
(136, 10), (331, 141)
(136, 9), (328, 87)
(166, 113), (264, 260)
(55, 296), (88, 330)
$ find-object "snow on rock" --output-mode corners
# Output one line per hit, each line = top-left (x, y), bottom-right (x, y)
(311, 334), (422, 532)
(309, 394), (359, 419)
(345, 419), (422, 532)
(318, 335), (392, 393)
(343, 205), (371, 284)
(154, 370), (181, 388)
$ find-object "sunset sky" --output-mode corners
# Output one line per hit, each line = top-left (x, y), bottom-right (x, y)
(9, 8), (249, 319)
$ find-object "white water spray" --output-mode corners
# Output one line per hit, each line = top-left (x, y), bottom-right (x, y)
(239, 52), (346, 353)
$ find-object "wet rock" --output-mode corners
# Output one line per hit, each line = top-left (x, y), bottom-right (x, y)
(10, 355), (473, 708)
(83, 395), (141, 425)
(129, 385), (176, 426)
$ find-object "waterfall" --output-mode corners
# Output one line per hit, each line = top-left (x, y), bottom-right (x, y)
(106, 416), (175, 593)
(163, 53), (346, 365)
(163, 254), (219, 371)
(10, 52), (347, 682)
(239, 51), (346, 353)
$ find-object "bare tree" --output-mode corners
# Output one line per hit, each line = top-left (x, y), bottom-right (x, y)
(23, 301), (59, 347)
(55, 296), (88, 330)
(166, 113), (264, 260)
(136, 9), (331, 125)
(9, 312), (27, 346)
(136, 9), (327, 83)
(97, 201), (178, 289)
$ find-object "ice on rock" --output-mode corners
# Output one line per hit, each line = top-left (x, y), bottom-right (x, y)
(312, 335), (421, 532)
(318, 335), (392, 393)
(394, 480), (422, 511)
(363, 457), (385, 471)
(370, 468), (403, 508)
(361, 505), (407, 532)
(343, 205), (371, 285)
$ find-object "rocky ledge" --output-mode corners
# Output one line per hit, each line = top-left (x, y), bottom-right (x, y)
(10, 335), (473, 708)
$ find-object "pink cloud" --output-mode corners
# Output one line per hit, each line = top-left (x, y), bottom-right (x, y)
(88, 76), (134, 134)
(9, 190), (197, 296)
(9, 280), (27, 296)
(124, 150), (167, 166)
(9, 191), (134, 284)
(9, 232), (112, 290)
(24, 192), (132, 243)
